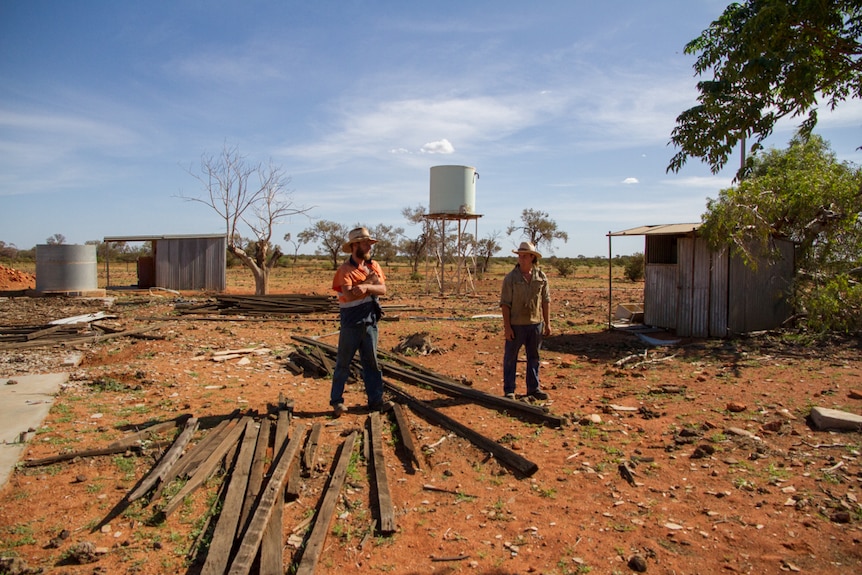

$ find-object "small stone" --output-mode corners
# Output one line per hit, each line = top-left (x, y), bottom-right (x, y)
(69, 541), (98, 564)
(628, 554), (648, 572)
(726, 402), (746, 413)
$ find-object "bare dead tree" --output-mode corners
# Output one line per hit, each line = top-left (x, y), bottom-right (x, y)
(181, 144), (312, 295)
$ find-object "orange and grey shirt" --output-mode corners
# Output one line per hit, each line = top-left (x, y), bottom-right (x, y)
(332, 257), (386, 325)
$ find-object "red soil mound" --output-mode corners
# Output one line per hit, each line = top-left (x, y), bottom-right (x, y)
(0, 264), (35, 290)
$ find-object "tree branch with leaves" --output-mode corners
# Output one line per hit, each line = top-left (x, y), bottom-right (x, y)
(668, 0), (862, 176)
(507, 208), (568, 254)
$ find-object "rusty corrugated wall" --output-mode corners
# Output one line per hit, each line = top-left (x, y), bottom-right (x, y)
(676, 237), (713, 337)
(642, 236), (793, 337)
(154, 236), (226, 291)
(644, 264), (677, 328)
(727, 239), (794, 334)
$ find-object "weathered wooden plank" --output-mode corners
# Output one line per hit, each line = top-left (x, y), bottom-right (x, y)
(369, 413), (396, 534)
(240, 418), (270, 530)
(127, 417), (199, 502)
(23, 443), (146, 467)
(302, 422), (322, 478)
(200, 418), (260, 575)
(161, 417), (248, 517)
(107, 415), (190, 450)
(312, 345), (334, 377)
(160, 416), (237, 493)
(292, 334), (566, 427)
(294, 432), (358, 575)
(391, 403), (421, 470)
(226, 423), (307, 575)
(261, 409), (292, 574)
(387, 383), (539, 477)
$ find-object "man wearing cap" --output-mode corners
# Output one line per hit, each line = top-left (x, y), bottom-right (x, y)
(329, 227), (389, 416)
(500, 241), (551, 401)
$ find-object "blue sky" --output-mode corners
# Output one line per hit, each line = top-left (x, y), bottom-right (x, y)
(2, 1), (860, 258)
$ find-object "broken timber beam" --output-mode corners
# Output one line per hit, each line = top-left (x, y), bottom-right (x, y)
(23, 443), (147, 467)
(200, 418), (260, 575)
(302, 422), (322, 478)
(369, 413), (396, 534)
(227, 423), (308, 575)
(386, 382), (539, 478)
(127, 417), (199, 502)
(391, 403), (422, 470)
(294, 431), (358, 575)
(292, 334), (566, 427)
(161, 416), (248, 517)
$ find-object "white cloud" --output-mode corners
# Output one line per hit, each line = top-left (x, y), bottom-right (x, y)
(622, 177), (639, 184)
(420, 139), (454, 154)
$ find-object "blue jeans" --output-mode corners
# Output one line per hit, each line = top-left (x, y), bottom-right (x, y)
(330, 322), (384, 407)
(503, 323), (542, 395)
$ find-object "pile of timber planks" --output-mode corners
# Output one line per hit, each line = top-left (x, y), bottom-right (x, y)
(0, 320), (161, 350)
(31, 403), (401, 574)
(175, 294), (338, 316)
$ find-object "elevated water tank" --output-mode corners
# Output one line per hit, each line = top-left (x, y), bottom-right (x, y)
(35, 244), (98, 294)
(429, 165), (478, 215)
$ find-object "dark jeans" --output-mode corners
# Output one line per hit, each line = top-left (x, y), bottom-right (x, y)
(503, 323), (542, 395)
(330, 322), (384, 407)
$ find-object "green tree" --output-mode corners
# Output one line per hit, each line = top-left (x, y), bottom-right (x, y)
(282, 232), (305, 264)
(668, 0), (862, 175)
(623, 253), (645, 282)
(701, 134), (862, 334)
(298, 220), (349, 270)
(182, 144), (311, 295)
(507, 208), (568, 254)
(369, 223), (404, 264)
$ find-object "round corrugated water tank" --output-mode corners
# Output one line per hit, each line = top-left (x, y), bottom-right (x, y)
(429, 165), (477, 215)
(35, 244), (98, 293)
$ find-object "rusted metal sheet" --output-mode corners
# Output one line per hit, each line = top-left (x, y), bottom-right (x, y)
(728, 238), (794, 333)
(154, 235), (226, 291)
(676, 238), (713, 337)
(709, 246), (730, 337)
(637, 228), (793, 338)
(643, 264), (677, 328)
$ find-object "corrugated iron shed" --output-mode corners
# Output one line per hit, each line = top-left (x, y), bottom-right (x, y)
(103, 234), (227, 292)
(607, 224), (794, 338)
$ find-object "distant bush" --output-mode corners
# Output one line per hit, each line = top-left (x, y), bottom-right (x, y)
(623, 253), (644, 281)
(549, 257), (575, 278)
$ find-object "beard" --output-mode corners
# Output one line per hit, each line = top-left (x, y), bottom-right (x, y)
(355, 245), (372, 261)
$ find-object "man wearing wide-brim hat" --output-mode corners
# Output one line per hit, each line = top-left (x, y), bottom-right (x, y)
(329, 227), (390, 416)
(499, 241), (551, 401)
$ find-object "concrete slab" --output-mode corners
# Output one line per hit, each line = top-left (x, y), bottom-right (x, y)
(810, 406), (862, 432)
(0, 373), (68, 488)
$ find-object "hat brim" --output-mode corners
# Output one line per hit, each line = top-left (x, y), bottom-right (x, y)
(342, 237), (378, 253)
(513, 249), (541, 259)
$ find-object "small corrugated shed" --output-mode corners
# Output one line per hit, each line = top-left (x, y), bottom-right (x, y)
(103, 234), (227, 292)
(608, 224), (795, 337)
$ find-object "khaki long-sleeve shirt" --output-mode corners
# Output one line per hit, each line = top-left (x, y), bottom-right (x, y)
(500, 265), (550, 325)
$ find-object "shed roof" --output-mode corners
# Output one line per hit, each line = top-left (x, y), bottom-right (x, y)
(103, 233), (226, 242)
(608, 223), (702, 237)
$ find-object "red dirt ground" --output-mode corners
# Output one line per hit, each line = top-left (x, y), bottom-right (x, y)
(0, 263), (860, 575)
